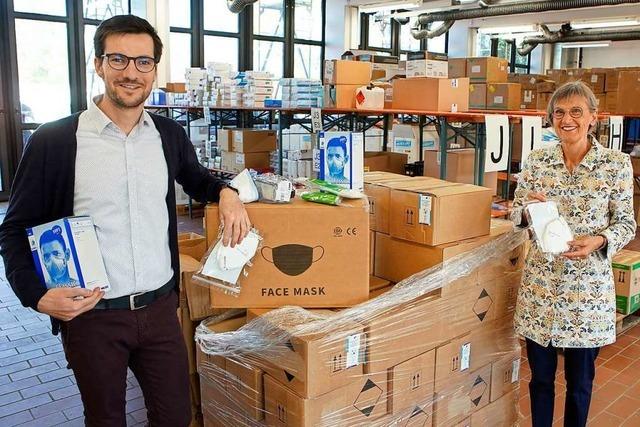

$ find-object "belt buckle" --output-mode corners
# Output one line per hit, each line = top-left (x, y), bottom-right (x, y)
(129, 292), (147, 310)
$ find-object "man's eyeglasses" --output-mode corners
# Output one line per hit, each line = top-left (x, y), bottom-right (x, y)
(552, 107), (585, 120)
(101, 53), (157, 73)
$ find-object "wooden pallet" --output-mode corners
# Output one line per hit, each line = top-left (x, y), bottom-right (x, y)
(616, 310), (640, 335)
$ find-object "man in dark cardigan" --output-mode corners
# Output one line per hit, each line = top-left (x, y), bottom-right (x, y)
(0, 15), (250, 427)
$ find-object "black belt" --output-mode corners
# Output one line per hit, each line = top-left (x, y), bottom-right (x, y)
(94, 280), (175, 310)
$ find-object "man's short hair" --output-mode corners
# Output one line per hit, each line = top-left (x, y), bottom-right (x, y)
(39, 229), (67, 252)
(327, 136), (348, 155)
(94, 15), (163, 62)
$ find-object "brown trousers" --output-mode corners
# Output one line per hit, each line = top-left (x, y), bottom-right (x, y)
(61, 291), (191, 427)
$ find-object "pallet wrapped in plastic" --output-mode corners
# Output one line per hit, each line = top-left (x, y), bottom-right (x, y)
(195, 228), (527, 427)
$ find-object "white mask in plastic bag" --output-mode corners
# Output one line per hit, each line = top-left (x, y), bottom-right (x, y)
(229, 169), (259, 203)
(541, 216), (573, 254)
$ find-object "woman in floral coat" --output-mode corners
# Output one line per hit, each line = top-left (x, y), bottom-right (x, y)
(510, 81), (636, 427)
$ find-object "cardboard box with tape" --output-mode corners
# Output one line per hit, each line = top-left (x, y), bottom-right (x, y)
(204, 198), (369, 308)
(389, 183), (492, 246)
(392, 77), (470, 112)
(466, 57), (508, 83)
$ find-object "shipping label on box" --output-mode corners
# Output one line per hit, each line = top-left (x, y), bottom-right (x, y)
(613, 249), (640, 314)
(318, 131), (364, 190)
(27, 217), (110, 291)
(204, 198), (369, 308)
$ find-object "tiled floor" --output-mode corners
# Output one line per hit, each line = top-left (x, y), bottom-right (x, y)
(518, 324), (640, 427)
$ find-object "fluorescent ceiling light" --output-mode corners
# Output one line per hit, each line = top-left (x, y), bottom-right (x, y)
(478, 25), (537, 34)
(572, 19), (639, 29)
(359, 1), (422, 13)
(560, 41), (611, 49)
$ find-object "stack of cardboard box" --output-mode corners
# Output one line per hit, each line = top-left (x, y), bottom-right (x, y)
(543, 67), (640, 113)
(506, 74), (550, 110)
(218, 129), (276, 173)
(462, 57), (520, 111)
(188, 170), (524, 426)
(323, 59), (373, 109)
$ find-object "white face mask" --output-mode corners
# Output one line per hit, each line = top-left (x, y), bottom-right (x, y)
(542, 216), (573, 254)
(229, 169), (259, 203)
(526, 201), (574, 255)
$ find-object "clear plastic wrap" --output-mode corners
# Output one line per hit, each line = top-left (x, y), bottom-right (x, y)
(195, 228), (527, 427)
(192, 226), (262, 296)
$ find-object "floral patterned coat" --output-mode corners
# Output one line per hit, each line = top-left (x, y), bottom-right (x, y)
(510, 140), (636, 348)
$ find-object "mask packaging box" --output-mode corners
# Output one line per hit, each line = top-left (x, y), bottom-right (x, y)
(318, 131), (364, 191)
(204, 198), (369, 308)
(27, 217), (110, 291)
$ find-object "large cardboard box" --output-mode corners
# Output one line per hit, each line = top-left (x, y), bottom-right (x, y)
(521, 88), (537, 110)
(363, 292), (446, 374)
(595, 93), (607, 111)
(490, 349), (520, 402)
(323, 59), (372, 85)
(423, 149), (498, 195)
(612, 249), (640, 314)
(221, 150), (270, 173)
(466, 57), (508, 83)
(585, 69), (607, 94)
(606, 91), (618, 113)
(546, 69), (567, 85)
(468, 84), (486, 109)
(374, 219), (518, 284)
(364, 177), (450, 234)
(204, 198), (369, 308)
(486, 83), (521, 110)
(389, 184), (492, 246)
(364, 151), (408, 175)
(178, 232), (207, 261)
(616, 71), (640, 115)
(536, 92), (552, 111)
(432, 364), (492, 427)
(448, 58), (467, 79)
(324, 84), (360, 109)
(470, 390), (518, 426)
(392, 77), (470, 112)
(263, 372), (388, 426)
(406, 51), (449, 79)
(231, 129), (277, 153)
(536, 80), (557, 94)
(245, 311), (366, 399)
(217, 128), (232, 151)
(388, 349), (436, 415)
(509, 73), (548, 90)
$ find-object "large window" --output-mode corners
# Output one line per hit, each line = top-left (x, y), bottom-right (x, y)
(361, 13), (447, 59)
(2, 0), (145, 199)
(166, 0), (322, 82)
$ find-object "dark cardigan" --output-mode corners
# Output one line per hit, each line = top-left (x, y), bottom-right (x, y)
(0, 112), (225, 334)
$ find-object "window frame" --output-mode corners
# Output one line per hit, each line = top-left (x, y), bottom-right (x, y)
(490, 38), (531, 74)
(360, 12), (448, 58)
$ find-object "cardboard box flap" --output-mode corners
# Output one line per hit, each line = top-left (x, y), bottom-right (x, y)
(612, 249), (640, 270)
(180, 254), (201, 273)
(406, 183), (491, 198)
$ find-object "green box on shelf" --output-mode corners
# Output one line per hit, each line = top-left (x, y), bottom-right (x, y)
(612, 249), (640, 315)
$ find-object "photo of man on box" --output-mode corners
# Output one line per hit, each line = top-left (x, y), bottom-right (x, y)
(39, 227), (80, 289)
(0, 15), (249, 427)
(510, 81), (636, 427)
(326, 135), (350, 185)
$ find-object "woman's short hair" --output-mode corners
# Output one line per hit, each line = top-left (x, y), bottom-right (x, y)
(546, 80), (599, 124)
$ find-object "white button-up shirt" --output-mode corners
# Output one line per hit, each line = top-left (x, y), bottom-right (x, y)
(74, 96), (173, 299)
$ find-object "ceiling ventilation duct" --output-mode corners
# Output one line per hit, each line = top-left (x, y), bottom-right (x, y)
(518, 24), (640, 54)
(411, 0), (640, 39)
(227, 0), (258, 13)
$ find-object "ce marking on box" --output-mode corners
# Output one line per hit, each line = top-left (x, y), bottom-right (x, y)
(333, 227), (358, 238)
